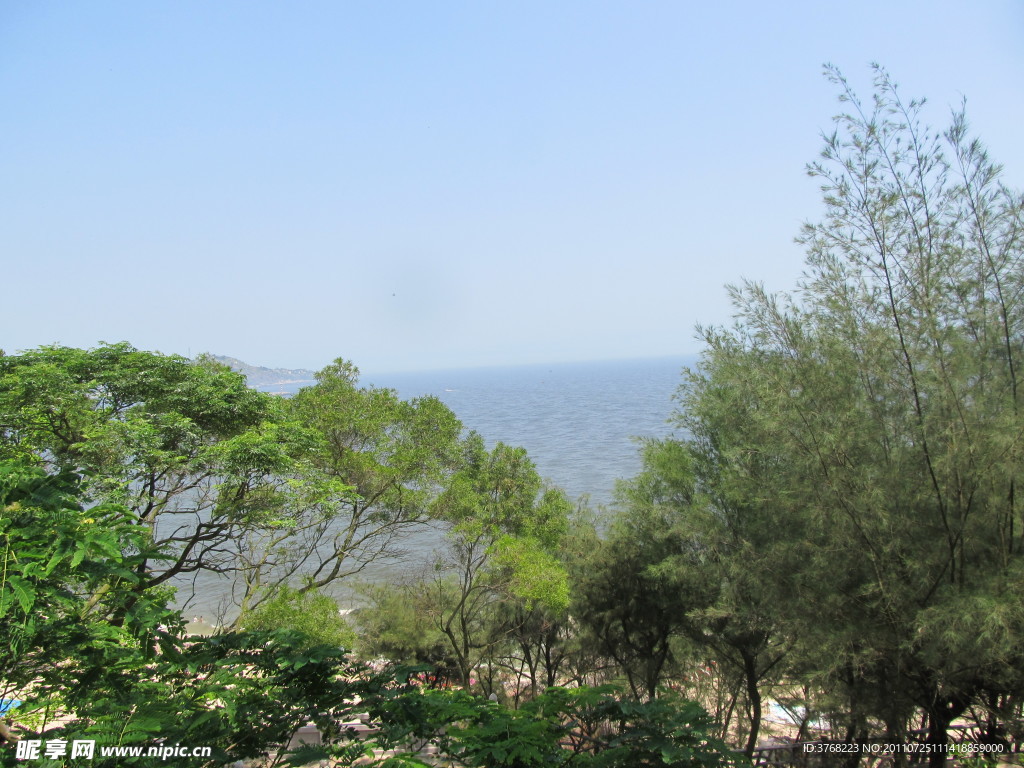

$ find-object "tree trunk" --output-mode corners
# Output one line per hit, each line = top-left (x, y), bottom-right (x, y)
(882, 715), (909, 768)
(925, 706), (953, 768)
(742, 650), (762, 759)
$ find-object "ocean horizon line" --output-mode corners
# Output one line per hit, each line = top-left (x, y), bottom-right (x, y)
(363, 351), (701, 380)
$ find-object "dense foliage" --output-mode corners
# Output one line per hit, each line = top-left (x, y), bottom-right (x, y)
(570, 66), (1024, 766)
(369, 685), (742, 767)
(1, 348), (735, 765)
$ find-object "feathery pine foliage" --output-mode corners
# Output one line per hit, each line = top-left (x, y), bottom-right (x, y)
(676, 65), (1024, 764)
(575, 66), (1023, 764)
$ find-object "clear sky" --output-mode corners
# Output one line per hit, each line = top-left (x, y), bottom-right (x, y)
(2, 1), (1022, 374)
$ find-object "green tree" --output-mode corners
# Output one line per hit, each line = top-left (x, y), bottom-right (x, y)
(572, 500), (696, 701)
(369, 684), (745, 767)
(261, 359), (463, 603)
(0, 459), (181, 738)
(0, 458), (418, 768)
(0, 345), (467, 620)
(355, 579), (460, 686)
(596, 438), (788, 755)
(487, 597), (579, 704)
(237, 583), (356, 650)
(674, 66), (1024, 766)
(413, 434), (573, 691)
(0, 343), (316, 611)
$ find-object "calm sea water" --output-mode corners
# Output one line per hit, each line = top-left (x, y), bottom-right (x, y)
(372, 356), (691, 507)
(176, 355), (694, 618)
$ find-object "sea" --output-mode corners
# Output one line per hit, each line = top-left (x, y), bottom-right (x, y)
(175, 355), (695, 620)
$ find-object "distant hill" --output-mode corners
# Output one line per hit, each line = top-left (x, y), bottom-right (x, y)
(210, 355), (318, 392)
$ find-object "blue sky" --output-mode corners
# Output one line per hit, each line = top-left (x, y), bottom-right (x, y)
(2, 1), (1022, 374)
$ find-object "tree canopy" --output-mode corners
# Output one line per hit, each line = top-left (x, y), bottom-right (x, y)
(571, 65), (1024, 764)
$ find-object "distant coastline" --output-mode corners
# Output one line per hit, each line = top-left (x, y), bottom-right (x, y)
(209, 355), (317, 392)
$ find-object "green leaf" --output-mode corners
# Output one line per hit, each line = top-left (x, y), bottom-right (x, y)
(6, 575), (35, 613)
